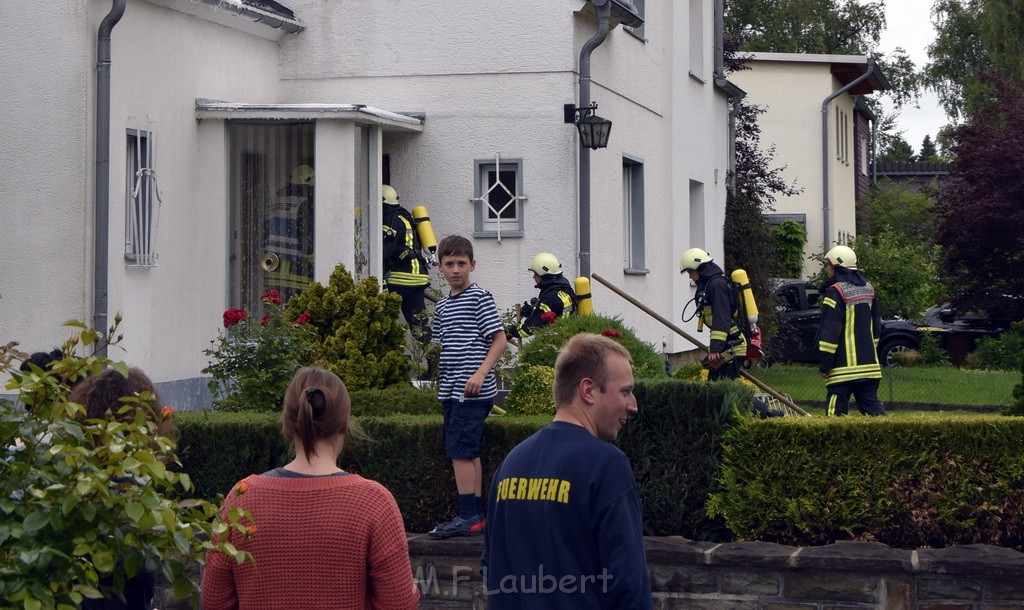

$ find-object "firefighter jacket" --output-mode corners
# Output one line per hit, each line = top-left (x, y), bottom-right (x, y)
(508, 274), (576, 338)
(695, 263), (746, 358)
(817, 273), (882, 386)
(382, 203), (429, 287)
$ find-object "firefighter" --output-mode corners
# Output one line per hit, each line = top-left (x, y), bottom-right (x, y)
(679, 247), (746, 380)
(817, 245), (886, 416)
(506, 253), (576, 339)
(382, 184), (432, 344)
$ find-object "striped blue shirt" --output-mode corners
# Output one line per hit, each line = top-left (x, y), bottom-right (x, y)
(433, 283), (504, 400)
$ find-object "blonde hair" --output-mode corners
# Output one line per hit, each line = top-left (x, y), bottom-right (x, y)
(552, 334), (632, 408)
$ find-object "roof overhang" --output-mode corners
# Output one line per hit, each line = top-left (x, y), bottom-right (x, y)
(195, 99), (425, 132)
(746, 52), (891, 95)
(146, 0), (304, 41)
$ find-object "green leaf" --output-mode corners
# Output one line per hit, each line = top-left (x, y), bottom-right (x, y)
(22, 511), (49, 532)
(24, 598), (42, 610)
(125, 502), (144, 523)
(80, 503), (96, 523)
(92, 551), (114, 573)
(173, 530), (190, 554)
(111, 361), (129, 378)
(63, 320), (88, 329)
(61, 494), (78, 516)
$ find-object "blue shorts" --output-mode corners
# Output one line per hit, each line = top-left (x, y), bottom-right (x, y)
(441, 398), (492, 459)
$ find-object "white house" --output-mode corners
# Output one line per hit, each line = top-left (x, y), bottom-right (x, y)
(729, 52), (889, 278)
(0, 0), (739, 407)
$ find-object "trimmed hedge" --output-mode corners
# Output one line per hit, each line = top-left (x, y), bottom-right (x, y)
(707, 414), (1024, 550)
(175, 380), (747, 537)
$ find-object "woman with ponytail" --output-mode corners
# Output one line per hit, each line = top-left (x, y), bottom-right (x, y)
(202, 367), (420, 609)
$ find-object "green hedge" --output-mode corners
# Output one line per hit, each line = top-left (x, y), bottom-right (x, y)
(707, 415), (1024, 550)
(175, 380), (747, 537)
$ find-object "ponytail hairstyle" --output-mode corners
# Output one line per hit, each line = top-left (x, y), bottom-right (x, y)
(281, 367), (351, 462)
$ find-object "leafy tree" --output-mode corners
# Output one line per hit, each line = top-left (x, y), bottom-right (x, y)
(919, 134), (941, 162)
(851, 232), (944, 319)
(934, 71), (1024, 319)
(925, 0), (1024, 121)
(861, 180), (937, 242)
(876, 134), (916, 163)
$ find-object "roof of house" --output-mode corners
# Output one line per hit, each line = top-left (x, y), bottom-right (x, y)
(745, 52), (891, 94)
(875, 162), (950, 177)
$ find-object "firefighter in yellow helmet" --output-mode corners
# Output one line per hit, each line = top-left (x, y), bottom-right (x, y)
(680, 247), (746, 380)
(817, 245), (886, 416)
(382, 184), (432, 344)
(506, 253), (576, 339)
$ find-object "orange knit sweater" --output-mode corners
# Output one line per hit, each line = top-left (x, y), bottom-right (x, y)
(201, 473), (420, 610)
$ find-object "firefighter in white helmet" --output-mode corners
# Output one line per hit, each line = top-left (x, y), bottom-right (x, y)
(382, 184), (432, 345)
(506, 253), (576, 339)
(680, 247), (746, 380)
(817, 245), (886, 416)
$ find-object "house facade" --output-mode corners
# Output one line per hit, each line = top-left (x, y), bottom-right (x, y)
(0, 0), (738, 406)
(728, 52), (889, 278)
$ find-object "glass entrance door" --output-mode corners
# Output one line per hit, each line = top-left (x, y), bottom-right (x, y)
(228, 121), (315, 312)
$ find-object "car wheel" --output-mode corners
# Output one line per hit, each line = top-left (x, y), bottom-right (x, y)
(878, 337), (917, 367)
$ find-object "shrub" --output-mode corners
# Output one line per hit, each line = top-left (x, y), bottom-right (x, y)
(892, 349), (921, 368)
(285, 264), (412, 390)
(967, 332), (1020, 371)
(917, 331), (949, 367)
(504, 365), (555, 415)
(1005, 322), (1024, 416)
(1, 321), (249, 608)
(672, 362), (705, 381)
(516, 314), (666, 380)
(349, 385), (440, 416)
(203, 290), (318, 412)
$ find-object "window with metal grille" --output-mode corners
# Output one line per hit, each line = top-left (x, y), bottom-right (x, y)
(125, 128), (162, 266)
(472, 156), (525, 240)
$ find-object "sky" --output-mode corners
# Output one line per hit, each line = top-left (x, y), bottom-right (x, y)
(877, 0), (948, 152)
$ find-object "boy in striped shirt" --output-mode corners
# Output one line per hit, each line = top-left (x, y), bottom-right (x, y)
(428, 235), (508, 538)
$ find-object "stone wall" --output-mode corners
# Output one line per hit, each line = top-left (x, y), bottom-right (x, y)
(408, 535), (1024, 609)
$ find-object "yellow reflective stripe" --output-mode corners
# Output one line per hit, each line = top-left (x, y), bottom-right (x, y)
(559, 291), (572, 308)
(822, 297), (836, 308)
(539, 304), (553, 313)
(710, 330), (728, 341)
(827, 394), (837, 417)
(819, 341), (838, 353)
(386, 272), (429, 286)
(844, 305), (857, 366)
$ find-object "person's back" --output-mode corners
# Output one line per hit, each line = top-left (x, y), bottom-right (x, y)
(483, 333), (652, 609)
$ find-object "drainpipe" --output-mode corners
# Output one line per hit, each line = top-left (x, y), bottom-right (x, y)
(94, 0), (126, 356)
(578, 0), (611, 278)
(820, 62), (876, 254)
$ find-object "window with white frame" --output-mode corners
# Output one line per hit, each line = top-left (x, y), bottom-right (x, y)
(835, 107), (850, 164)
(625, 0), (645, 40)
(622, 156), (646, 273)
(125, 128), (161, 266)
(689, 0), (705, 80)
(472, 157), (525, 239)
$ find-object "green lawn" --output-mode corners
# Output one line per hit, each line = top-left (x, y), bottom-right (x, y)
(748, 364), (1018, 409)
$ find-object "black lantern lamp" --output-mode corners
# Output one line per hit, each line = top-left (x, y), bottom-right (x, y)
(564, 101), (613, 149)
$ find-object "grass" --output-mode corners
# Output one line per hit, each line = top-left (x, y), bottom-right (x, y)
(748, 364), (1019, 409)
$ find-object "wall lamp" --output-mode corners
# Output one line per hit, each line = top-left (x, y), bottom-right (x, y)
(564, 101), (612, 149)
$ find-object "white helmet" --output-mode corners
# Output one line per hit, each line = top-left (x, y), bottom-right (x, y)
(382, 184), (399, 204)
(825, 245), (857, 269)
(528, 252), (562, 276)
(679, 248), (712, 273)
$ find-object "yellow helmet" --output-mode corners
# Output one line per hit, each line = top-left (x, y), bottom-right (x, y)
(529, 252), (562, 276)
(382, 184), (399, 204)
(825, 245), (857, 269)
(290, 165), (315, 186)
(679, 248), (712, 273)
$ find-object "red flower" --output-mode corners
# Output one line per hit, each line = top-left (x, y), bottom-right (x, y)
(260, 314), (271, 326)
(601, 329), (622, 338)
(540, 311), (557, 325)
(223, 308), (247, 328)
(235, 481), (249, 495)
(293, 312), (312, 325)
(161, 406), (174, 418)
(260, 290), (282, 305)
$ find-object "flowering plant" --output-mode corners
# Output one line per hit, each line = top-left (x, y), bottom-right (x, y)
(1, 320), (252, 607)
(541, 311), (557, 325)
(203, 290), (317, 411)
(601, 329), (622, 338)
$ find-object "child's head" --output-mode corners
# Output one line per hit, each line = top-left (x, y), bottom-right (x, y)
(281, 367), (351, 462)
(68, 367), (173, 437)
(438, 235), (474, 263)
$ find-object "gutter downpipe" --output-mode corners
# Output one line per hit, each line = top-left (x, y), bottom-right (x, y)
(578, 0), (611, 278)
(95, 0), (126, 356)
(820, 63), (875, 254)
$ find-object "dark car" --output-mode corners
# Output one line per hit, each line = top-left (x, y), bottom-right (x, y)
(762, 279), (825, 365)
(876, 304), (1014, 366)
(765, 279), (1015, 367)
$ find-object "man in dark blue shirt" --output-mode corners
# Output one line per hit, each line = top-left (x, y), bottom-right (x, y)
(482, 333), (653, 609)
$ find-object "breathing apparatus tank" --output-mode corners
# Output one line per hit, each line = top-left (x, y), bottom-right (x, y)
(410, 205), (438, 256)
(729, 269), (764, 360)
(574, 276), (593, 316)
